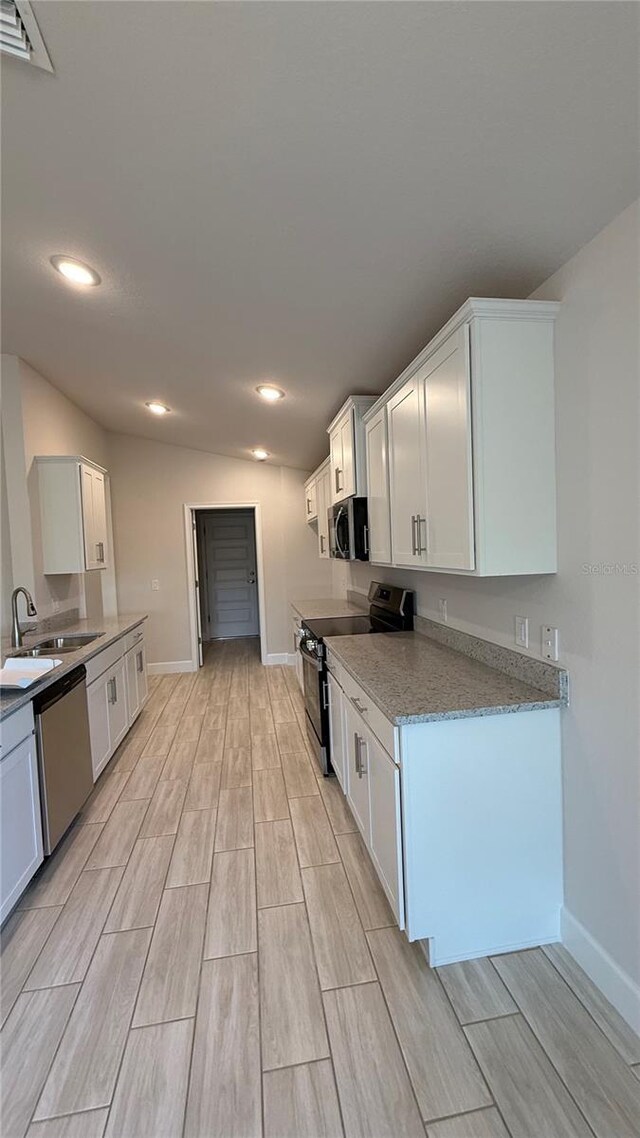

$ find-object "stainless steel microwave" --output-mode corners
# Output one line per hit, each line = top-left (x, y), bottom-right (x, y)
(328, 497), (369, 560)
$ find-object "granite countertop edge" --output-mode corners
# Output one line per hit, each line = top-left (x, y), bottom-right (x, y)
(1, 613), (148, 721)
(324, 635), (565, 726)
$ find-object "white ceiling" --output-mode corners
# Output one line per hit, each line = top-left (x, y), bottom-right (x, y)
(2, 2), (638, 470)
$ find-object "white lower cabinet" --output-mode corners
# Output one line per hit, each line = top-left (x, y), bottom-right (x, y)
(327, 671), (346, 793)
(0, 707), (43, 923)
(368, 730), (404, 928)
(341, 684), (404, 926)
(87, 670), (112, 780)
(109, 656), (129, 753)
(343, 696), (371, 840)
(87, 625), (148, 781)
(125, 641), (148, 725)
(327, 658), (563, 961)
(291, 616), (304, 691)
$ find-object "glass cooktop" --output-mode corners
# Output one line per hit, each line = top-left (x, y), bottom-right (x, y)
(303, 615), (374, 639)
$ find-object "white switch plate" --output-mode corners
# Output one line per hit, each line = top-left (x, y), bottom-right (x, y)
(515, 615), (529, 648)
(542, 625), (559, 661)
(438, 598), (448, 623)
(151, 579), (160, 591)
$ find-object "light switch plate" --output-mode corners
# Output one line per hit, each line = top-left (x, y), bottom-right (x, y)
(515, 615), (529, 648)
(151, 579), (160, 591)
(542, 625), (559, 661)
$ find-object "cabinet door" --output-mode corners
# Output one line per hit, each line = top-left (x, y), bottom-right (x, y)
(317, 469), (330, 558)
(327, 672), (346, 793)
(387, 375), (427, 568)
(365, 408), (391, 564)
(87, 672), (111, 780)
(339, 413), (355, 498)
(368, 734), (404, 927)
(0, 736), (44, 922)
(135, 643), (149, 709)
(329, 425), (343, 504)
(422, 326), (475, 570)
(108, 657), (129, 754)
(125, 648), (140, 726)
(92, 471), (109, 569)
(305, 478), (317, 523)
(80, 464), (98, 570)
(343, 697), (370, 841)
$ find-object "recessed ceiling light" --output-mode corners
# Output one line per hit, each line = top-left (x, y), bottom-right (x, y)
(252, 448), (270, 461)
(50, 255), (101, 286)
(256, 385), (285, 403)
(145, 401), (170, 416)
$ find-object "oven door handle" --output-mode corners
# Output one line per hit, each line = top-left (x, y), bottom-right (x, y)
(299, 641), (323, 671)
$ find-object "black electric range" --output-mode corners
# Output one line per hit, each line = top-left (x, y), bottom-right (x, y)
(299, 582), (414, 775)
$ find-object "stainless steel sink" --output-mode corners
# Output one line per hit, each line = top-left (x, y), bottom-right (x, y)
(13, 633), (100, 658)
(34, 634), (100, 650)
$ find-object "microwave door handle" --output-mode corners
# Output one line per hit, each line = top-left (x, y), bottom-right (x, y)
(335, 507), (348, 558)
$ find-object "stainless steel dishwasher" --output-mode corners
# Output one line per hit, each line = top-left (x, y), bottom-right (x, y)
(33, 665), (94, 854)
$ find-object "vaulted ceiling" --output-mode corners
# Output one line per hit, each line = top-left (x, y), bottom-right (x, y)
(2, 1), (638, 469)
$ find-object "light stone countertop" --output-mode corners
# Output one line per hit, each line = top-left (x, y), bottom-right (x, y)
(290, 597), (367, 620)
(1, 613), (148, 722)
(324, 630), (566, 725)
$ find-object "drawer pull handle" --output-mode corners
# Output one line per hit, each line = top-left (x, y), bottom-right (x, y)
(352, 696), (368, 715)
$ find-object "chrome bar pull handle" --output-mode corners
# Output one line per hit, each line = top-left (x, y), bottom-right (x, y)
(352, 696), (368, 715)
(410, 515), (417, 556)
(358, 737), (368, 778)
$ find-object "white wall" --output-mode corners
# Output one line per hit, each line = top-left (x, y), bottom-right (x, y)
(336, 199), (640, 1026)
(107, 432), (332, 666)
(1, 356), (111, 629)
(1, 444), (13, 638)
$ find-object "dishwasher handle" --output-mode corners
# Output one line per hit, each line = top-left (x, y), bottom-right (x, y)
(32, 664), (87, 716)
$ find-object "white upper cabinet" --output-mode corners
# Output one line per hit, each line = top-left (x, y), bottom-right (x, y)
(328, 396), (376, 504)
(364, 406), (391, 565)
(373, 298), (559, 576)
(304, 475), (318, 523)
(315, 461), (331, 558)
(36, 456), (109, 574)
(421, 324), (474, 570)
(387, 373), (427, 569)
(81, 464), (108, 570)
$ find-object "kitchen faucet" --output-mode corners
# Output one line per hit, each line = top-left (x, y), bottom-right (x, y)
(11, 586), (38, 648)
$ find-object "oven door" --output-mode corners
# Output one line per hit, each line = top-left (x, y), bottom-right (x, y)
(329, 502), (351, 560)
(299, 642), (330, 775)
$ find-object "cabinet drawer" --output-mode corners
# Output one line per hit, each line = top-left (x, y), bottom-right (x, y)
(339, 668), (397, 760)
(85, 638), (125, 686)
(1, 703), (35, 758)
(124, 624), (145, 653)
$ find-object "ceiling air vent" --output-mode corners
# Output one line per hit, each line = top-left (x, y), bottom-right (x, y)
(1, 0), (53, 71)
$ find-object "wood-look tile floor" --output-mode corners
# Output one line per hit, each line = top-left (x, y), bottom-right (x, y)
(2, 637), (640, 1138)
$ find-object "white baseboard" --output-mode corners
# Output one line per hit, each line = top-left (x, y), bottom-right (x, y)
(561, 907), (640, 1035)
(264, 653), (297, 666)
(147, 660), (196, 675)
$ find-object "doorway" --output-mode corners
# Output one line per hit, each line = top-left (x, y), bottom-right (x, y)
(185, 502), (266, 669)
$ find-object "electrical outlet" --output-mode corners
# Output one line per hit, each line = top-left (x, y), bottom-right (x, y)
(541, 625), (559, 661)
(151, 579), (160, 591)
(515, 615), (529, 648)
(438, 598), (448, 623)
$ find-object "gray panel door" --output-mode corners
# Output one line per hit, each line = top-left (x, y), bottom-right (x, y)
(202, 512), (259, 639)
